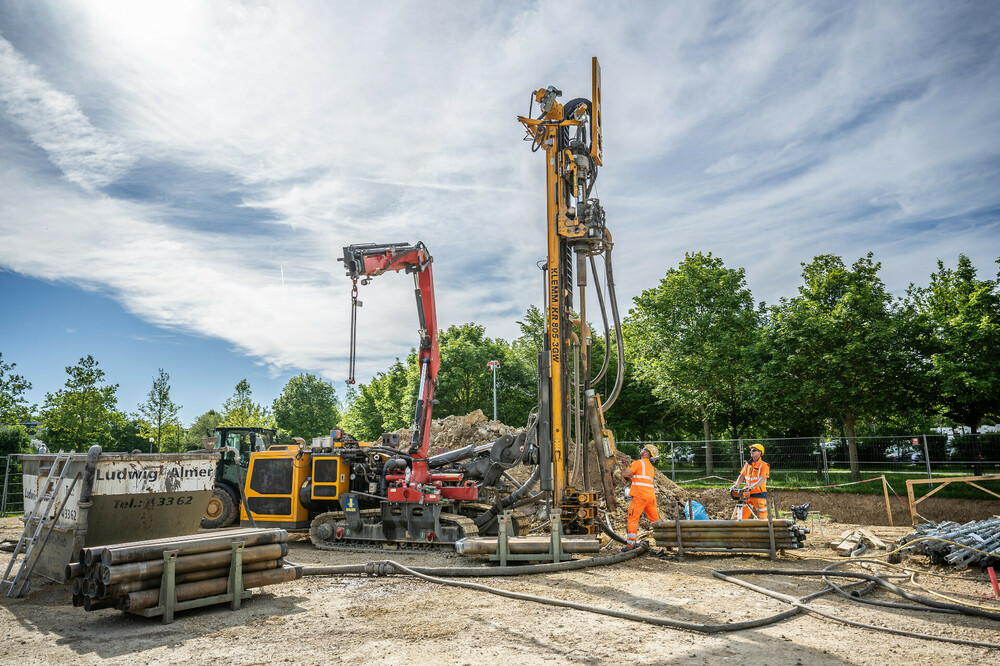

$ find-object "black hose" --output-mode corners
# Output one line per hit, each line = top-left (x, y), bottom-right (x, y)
(600, 233), (625, 412)
(714, 568), (1000, 649)
(474, 465), (541, 528)
(715, 568), (1000, 622)
(588, 255), (611, 387)
(820, 559), (961, 614)
(599, 516), (628, 545)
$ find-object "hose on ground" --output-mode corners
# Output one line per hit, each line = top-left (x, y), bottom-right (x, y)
(599, 515), (628, 544)
(821, 559), (961, 614)
(714, 568), (1000, 649)
(304, 546), (810, 634)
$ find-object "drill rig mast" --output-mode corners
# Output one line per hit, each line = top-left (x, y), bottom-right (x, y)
(518, 57), (625, 533)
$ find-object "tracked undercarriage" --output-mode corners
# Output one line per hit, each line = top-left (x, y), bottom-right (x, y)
(308, 503), (530, 551)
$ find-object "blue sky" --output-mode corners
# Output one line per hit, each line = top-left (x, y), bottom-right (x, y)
(1, 1), (999, 426)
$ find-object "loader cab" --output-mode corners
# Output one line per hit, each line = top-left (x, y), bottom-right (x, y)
(200, 426), (278, 529)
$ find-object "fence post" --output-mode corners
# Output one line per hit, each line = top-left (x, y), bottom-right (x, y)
(670, 441), (675, 482)
(820, 440), (830, 486)
(922, 434), (932, 479)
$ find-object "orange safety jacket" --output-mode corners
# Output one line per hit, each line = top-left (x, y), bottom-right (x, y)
(740, 459), (770, 498)
(628, 459), (656, 500)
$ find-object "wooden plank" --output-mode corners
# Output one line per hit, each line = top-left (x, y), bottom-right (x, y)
(835, 530), (862, 556)
(858, 528), (887, 550)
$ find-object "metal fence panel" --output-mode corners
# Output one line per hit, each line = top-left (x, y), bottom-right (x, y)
(2, 454), (24, 517)
(618, 433), (1000, 483)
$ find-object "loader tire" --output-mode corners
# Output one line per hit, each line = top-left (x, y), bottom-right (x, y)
(201, 486), (238, 529)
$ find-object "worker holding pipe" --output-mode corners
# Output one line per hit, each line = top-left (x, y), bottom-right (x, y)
(622, 444), (660, 548)
(732, 443), (770, 519)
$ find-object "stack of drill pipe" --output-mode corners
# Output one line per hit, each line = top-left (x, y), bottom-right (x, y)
(895, 518), (1000, 570)
(65, 528), (299, 612)
(651, 519), (809, 551)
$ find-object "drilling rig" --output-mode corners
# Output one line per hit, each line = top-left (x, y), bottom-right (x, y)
(240, 59), (625, 553)
(516, 57), (626, 538)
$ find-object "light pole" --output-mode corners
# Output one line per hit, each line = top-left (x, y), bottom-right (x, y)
(149, 437), (155, 454)
(487, 360), (500, 421)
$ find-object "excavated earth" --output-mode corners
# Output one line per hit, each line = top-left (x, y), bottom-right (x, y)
(2, 411), (999, 665)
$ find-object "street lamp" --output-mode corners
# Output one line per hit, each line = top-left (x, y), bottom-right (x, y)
(149, 437), (155, 454)
(487, 360), (500, 421)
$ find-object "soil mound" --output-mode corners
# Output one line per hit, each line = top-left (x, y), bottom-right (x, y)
(391, 409), (523, 453)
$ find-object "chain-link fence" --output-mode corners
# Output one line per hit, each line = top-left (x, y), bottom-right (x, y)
(1, 454), (24, 517)
(618, 433), (1000, 484)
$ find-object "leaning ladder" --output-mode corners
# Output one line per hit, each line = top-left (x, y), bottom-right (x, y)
(1, 452), (77, 597)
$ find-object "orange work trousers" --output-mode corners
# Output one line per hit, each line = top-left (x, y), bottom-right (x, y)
(739, 495), (768, 520)
(627, 495), (660, 538)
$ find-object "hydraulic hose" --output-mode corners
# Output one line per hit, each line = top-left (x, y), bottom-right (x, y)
(600, 516), (628, 545)
(820, 559), (961, 614)
(588, 254), (611, 387)
(474, 465), (541, 528)
(714, 568), (1000, 649)
(600, 232), (625, 412)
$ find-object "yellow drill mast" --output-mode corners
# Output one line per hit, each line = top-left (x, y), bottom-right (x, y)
(518, 58), (624, 532)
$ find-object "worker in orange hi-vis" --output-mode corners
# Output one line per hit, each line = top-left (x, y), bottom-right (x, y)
(622, 444), (660, 548)
(732, 443), (770, 519)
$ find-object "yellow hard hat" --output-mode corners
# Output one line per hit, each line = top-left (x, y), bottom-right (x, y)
(641, 444), (659, 459)
(749, 443), (764, 454)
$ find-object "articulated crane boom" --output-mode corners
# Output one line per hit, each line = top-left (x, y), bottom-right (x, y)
(342, 241), (439, 488)
(518, 57), (625, 533)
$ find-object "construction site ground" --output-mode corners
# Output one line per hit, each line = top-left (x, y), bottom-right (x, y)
(3, 500), (999, 666)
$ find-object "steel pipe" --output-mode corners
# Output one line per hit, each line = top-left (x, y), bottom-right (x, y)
(96, 559), (283, 599)
(101, 528), (286, 566)
(122, 565), (302, 612)
(102, 543), (288, 584)
(79, 527), (268, 565)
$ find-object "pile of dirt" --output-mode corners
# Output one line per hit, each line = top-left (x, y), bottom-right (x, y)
(391, 409), (523, 453)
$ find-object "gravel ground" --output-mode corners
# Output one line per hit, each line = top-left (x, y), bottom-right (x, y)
(2, 513), (1000, 665)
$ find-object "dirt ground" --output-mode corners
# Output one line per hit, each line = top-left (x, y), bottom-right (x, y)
(3, 503), (1000, 666)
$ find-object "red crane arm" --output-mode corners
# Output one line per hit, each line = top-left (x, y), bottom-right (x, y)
(341, 242), (438, 482)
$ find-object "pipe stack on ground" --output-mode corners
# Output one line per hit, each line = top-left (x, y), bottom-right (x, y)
(66, 528), (300, 612)
(651, 519), (809, 552)
(893, 518), (1000, 570)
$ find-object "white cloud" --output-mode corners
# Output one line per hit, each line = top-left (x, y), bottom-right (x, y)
(0, 35), (135, 190)
(0, 0), (998, 391)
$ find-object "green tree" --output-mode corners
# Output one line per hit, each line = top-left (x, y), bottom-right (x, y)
(137, 369), (182, 453)
(511, 304), (545, 370)
(626, 253), (762, 474)
(185, 409), (223, 449)
(106, 412), (152, 452)
(273, 373), (341, 440)
(220, 379), (273, 428)
(0, 424), (30, 457)
(341, 361), (410, 440)
(41, 355), (119, 451)
(759, 254), (914, 480)
(0, 352), (34, 425)
(428, 323), (537, 425)
(907, 255), (1000, 435)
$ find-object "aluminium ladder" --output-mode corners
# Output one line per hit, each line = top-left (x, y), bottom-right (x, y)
(1, 452), (77, 597)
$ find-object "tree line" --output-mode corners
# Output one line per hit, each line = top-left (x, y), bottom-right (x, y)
(2, 252), (997, 480)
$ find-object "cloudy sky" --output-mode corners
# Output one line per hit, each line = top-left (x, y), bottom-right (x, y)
(1, 1), (998, 425)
